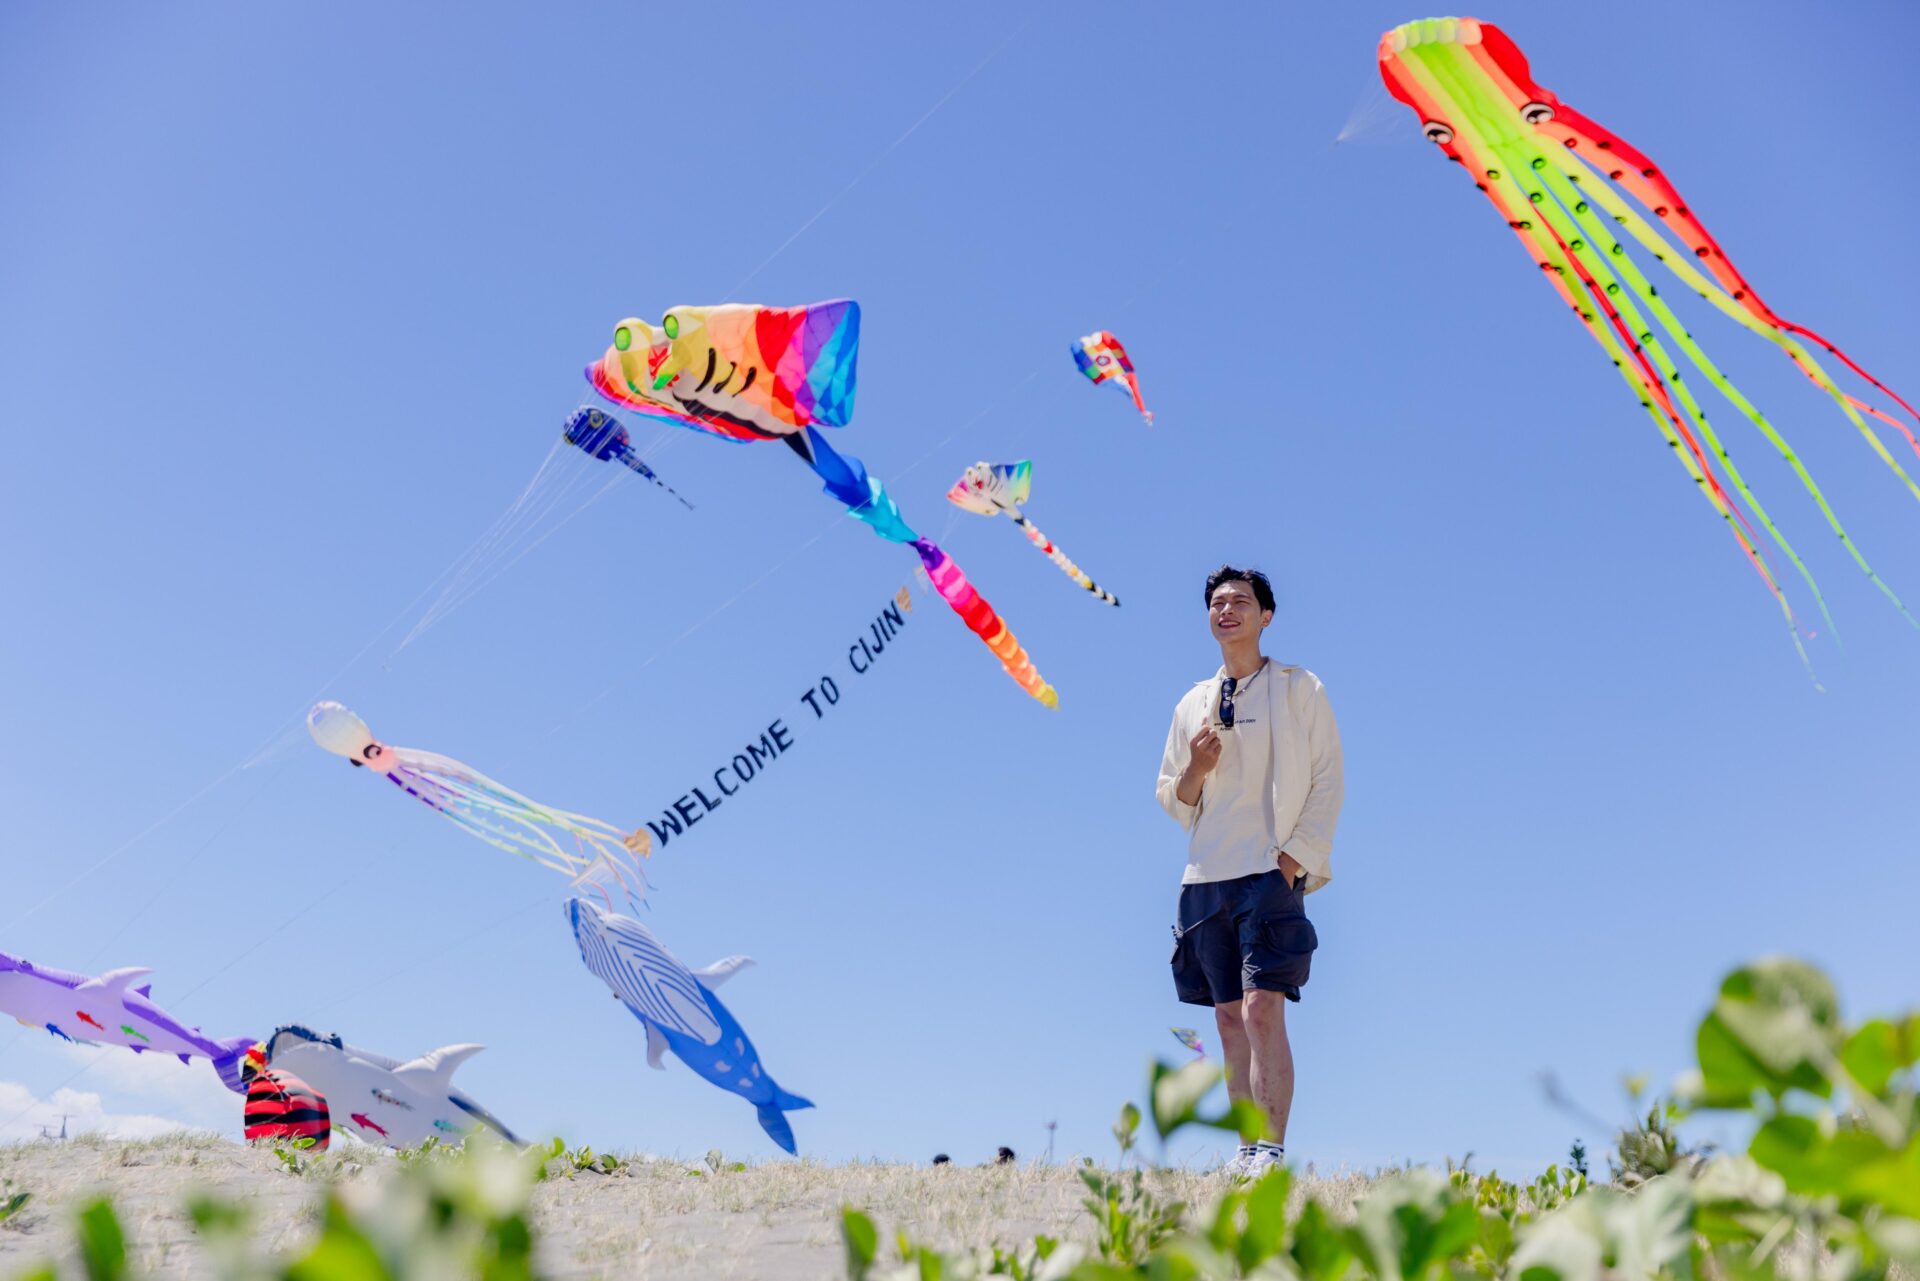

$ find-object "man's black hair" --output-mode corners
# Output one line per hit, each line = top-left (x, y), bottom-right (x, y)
(932, 1153), (951, 1165)
(1204, 565), (1275, 613)
(996, 1146), (1016, 1165)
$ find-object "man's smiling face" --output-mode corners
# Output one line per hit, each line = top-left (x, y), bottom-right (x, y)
(1209, 580), (1271, 643)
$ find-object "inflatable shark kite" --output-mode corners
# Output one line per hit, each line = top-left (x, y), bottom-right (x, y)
(567, 898), (813, 1154)
(0, 949), (254, 1092)
(263, 1025), (520, 1149)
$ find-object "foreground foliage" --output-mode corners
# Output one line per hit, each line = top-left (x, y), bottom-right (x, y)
(841, 957), (1920, 1280)
(3, 957), (1911, 1280)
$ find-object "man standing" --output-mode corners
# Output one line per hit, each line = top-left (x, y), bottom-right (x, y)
(1156, 566), (1344, 1177)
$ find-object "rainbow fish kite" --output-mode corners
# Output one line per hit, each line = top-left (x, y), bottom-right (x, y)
(1073, 331), (1152, 425)
(584, 300), (1057, 706)
(947, 461), (1120, 606)
(308, 701), (650, 904)
(1380, 17), (1920, 662)
(1170, 1026), (1205, 1058)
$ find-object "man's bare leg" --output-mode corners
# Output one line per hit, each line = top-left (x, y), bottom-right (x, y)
(1213, 999), (1252, 1105)
(1241, 988), (1295, 1145)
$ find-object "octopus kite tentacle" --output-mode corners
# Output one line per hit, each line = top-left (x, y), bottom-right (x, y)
(1380, 16), (1920, 661)
(308, 702), (650, 905)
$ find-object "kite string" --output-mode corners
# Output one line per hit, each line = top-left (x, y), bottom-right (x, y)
(722, 12), (1036, 302)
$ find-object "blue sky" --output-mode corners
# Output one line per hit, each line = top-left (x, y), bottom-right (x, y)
(1, 1), (1916, 1172)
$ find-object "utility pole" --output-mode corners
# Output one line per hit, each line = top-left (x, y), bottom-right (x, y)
(1044, 1120), (1056, 1165)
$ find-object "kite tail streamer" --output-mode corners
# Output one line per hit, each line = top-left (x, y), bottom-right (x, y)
(386, 750), (649, 903)
(1009, 514), (1120, 606)
(911, 539), (1058, 707)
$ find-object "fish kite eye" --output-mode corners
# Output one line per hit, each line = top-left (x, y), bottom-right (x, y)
(614, 326), (632, 352)
(362, 744), (383, 762)
(1422, 121), (1455, 144)
(662, 314), (680, 340)
(1521, 101), (1555, 124)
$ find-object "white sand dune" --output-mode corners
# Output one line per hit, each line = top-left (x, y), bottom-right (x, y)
(0, 1133), (1377, 1279)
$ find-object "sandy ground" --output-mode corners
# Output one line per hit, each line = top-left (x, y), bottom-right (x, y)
(0, 1133), (1378, 1279)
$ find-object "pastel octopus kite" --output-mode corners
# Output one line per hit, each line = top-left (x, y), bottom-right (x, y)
(947, 461), (1120, 606)
(582, 300), (1057, 706)
(308, 701), (649, 904)
(1073, 331), (1153, 425)
(1380, 17), (1920, 662)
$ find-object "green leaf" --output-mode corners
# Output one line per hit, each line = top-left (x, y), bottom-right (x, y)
(1207, 1098), (1270, 1144)
(1113, 1101), (1141, 1152)
(1149, 1059), (1222, 1139)
(1291, 1198), (1355, 1281)
(284, 1206), (389, 1281)
(1842, 1020), (1902, 1097)
(841, 1206), (879, 1278)
(1235, 1166), (1293, 1268)
(76, 1199), (128, 1281)
(1693, 1013), (1769, 1110)
(1706, 959), (1842, 1099)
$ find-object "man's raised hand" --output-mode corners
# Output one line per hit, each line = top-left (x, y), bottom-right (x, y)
(1188, 726), (1223, 775)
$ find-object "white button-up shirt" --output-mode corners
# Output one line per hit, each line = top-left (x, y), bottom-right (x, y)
(1155, 660), (1344, 892)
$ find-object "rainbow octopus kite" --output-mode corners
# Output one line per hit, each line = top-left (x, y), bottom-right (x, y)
(582, 300), (1057, 706)
(1380, 17), (1920, 660)
(1073, 331), (1153, 425)
(308, 701), (650, 903)
(947, 461), (1120, 606)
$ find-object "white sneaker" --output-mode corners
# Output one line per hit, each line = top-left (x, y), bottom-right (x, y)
(1241, 1145), (1285, 1178)
(1220, 1146), (1256, 1176)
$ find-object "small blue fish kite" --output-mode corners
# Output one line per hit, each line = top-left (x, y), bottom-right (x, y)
(567, 898), (813, 1154)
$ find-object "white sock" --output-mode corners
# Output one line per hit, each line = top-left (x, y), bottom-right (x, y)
(1255, 1141), (1284, 1157)
(1235, 1143), (1256, 1157)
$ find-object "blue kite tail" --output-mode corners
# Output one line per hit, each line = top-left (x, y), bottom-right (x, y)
(211, 1036), (258, 1095)
(755, 1087), (814, 1155)
(798, 428), (917, 544)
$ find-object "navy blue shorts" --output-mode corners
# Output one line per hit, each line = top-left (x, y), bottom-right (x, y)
(1170, 868), (1317, 1006)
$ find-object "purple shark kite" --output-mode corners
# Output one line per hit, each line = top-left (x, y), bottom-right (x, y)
(0, 949), (255, 1093)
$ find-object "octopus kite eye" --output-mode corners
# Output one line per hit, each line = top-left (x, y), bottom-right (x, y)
(362, 744), (383, 762)
(1521, 101), (1555, 125)
(663, 315), (680, 340)
(1422, 121), (1455, 145)
(614, 327), (632, 352)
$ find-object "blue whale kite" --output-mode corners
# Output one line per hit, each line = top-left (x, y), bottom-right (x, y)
(566, 898), (813, 1154)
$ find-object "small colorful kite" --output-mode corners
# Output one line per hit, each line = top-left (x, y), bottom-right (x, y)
(561, 407), (693, 509)
(1170, 1027), (1205, 1058)
(585, 301), (1057, 707)
(568, 898), (813, 1154)
(307, 701), (649, 903)
(240, 1046), (331, 1150)
(262, 1025), (520, 1150)
(1073, 331), (1153, 425)
(947, 460), (1120, 606)
(0, 949), (255, 1092)
(1379, 17), (1920, 661)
